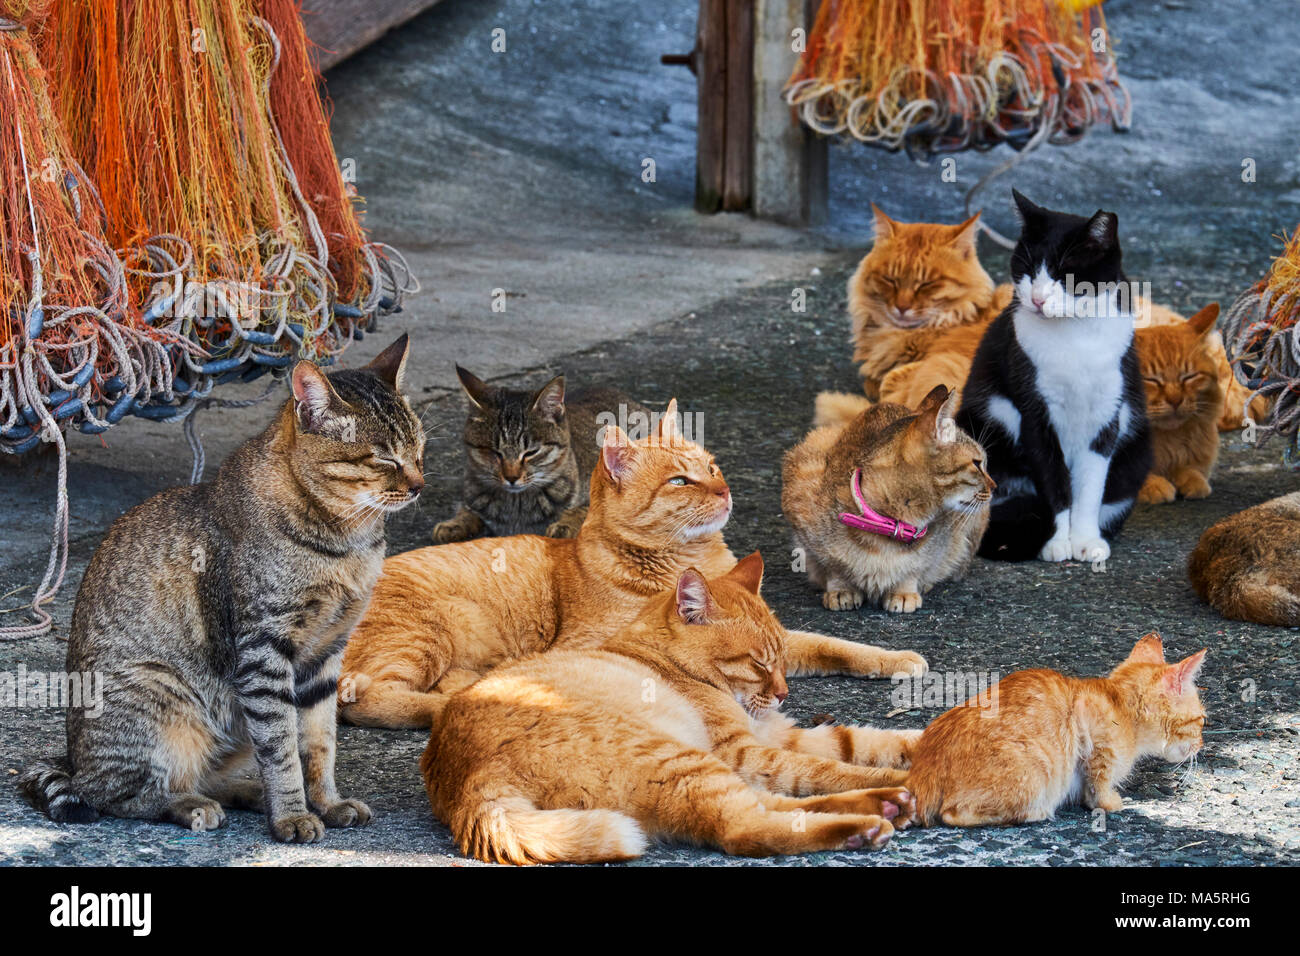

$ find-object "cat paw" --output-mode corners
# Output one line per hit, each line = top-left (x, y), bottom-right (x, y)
(172, 796), (226, 832)
(883, 650), (927, 677)
(884, 591), (922, 613)
(844, 817), (894, 851)
(1092, 791), (1124, 813)
(822, 588), (864, 611)
(860, 787), (919, 830)
(432, 520), (470, 544)
(544, 520), (580, 539)
(1039, 535), (1072, 562)
(320, 798), (373, 829)
(1071, 536), (1109, 563)
(1139, 474), (1176, 505)
(270, 811), (326, 844)
(1175, 473), (1211, 499)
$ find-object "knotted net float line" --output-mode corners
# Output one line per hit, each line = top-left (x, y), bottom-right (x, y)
(1221, 228), (1300, 468)
(783, 0), (1131, 161)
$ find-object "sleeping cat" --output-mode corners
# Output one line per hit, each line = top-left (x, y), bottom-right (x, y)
(340, 401), (927, 729)
(1136, 303), (1224, 504)
(433, 367), (647, 542)
(424, 555), (916, 864)
(1188, 492), (1300, 626)
(906, 633), (1207, 826)
(18, 337), (423, 841)
(784, 385), (993, 613)
(848, 205), (1012, 400)
(956, 190), (1152, 563)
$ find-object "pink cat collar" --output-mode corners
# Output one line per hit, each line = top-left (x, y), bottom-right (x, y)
(839, 468), (927, 542)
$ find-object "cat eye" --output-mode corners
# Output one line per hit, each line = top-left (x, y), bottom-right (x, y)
(667, 476), (689, 486)
(522, 447), (542, 460)
(373, 457), (400, 470)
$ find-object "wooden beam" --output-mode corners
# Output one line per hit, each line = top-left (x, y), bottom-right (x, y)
(753, 0), (827, 225)
(302, 0), (445, 72)
(695, 0), (728, 213)
(721, 0), (754, 211)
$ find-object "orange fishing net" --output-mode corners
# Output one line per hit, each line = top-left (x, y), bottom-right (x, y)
(785, 0), (1129, 158)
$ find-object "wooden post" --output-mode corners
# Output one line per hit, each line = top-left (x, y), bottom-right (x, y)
(753, 0), (827, 225)
(689, 0), (754, 213)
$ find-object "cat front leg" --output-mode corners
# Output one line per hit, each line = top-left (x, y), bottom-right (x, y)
(1067, 449), (1111, 562)
(432, 507), (484, 544)
(784, 629), (926, 678)
(750, 711), (921, 768)
(1171, 465), (1211, 500)
(298, 653), (372, 829)
(884, 579), (922, 614)
(1139, 473), (1177, 505)
(233, 627), (324, 843)
(545, 504), (587, 538)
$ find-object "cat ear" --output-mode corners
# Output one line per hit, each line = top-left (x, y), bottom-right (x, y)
(675, 567), (717, 625)
(1187, 302), (1220, 337)
(455, 365), (493, 409)
(366, 334), (410, 391)
(914, 385), (957, 444)
(601, 424), (637, 485)
(1126, 632), (1166, 664)
(871, 203), (895, 241)
(1011, 189), (1044, 229)
(532, 375), (566, 422)
(726, 551), (765, 595)
(657, 398), (680, 443)
(1161, 648), (1207, 697)
(291, 361), (342, 434)
(1085, 209), (1118, 247)
(951, 212), (981, 255)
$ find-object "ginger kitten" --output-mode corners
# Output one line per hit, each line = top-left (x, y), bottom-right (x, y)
(341, 401), (926, 729)
(1189, 492), (1300, 627)
(849, 205), (1012, 399)
(424, 555), (918, 864)
(907, 633), (1207, 827)
(1136, 303), (1224, 504)
(783, 385), (993, 613)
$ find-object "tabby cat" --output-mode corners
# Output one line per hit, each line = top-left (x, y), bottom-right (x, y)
(1136, 303), (1224, 504)
(1188, 492), (1300, 626)
(433, 367), (646, 542)
(19, 337), (424, 842)
(340, 401), (926, 729)
(848, 205), (1012, 400)
(956, 190), (1152, 563)
(784, 385), (993, 613)
(906, 633), (1207, 826)
(423, 555), (918, 864)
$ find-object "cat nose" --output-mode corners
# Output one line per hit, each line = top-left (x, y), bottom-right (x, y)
(774, 690), (788, 703)
(407, 476), (425, 496)
(1031, 291), (1047, 309)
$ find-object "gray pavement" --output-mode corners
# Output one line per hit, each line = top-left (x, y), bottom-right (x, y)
(2, 0), (1298, 865)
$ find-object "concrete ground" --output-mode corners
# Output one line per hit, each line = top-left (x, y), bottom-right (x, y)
(2, 0), (1298, 866)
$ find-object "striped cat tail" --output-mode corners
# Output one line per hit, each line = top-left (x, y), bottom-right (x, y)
(813, 391), (872, 429)
(459, 795), (646, 865)
(17, 759), (100, 824)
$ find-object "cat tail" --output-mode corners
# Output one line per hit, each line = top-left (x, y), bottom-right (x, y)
(813, 391), (872, 428)
(976, 497), (1054, 562)
(17, 758), (100, 824)
(1203, 570), (1300, 628)
(459, 794), (646, 865)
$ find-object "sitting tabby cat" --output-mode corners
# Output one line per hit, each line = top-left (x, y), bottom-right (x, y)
(956, 190), (1152, 563)
(424, 555), (918, 864)
(1188, 492), (1300, 626)
(341, 401), (926, 729)
(19, 337), (423, 842)
(1136, 303), (1224, 504)
(907, 634), (1207, 826)
(784, 385), (993, 613)
(433, 366), (647, 542)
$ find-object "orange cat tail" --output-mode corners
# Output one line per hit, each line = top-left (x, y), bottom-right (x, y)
(814, 391), (873, 428)
(457, 794), (647, 865)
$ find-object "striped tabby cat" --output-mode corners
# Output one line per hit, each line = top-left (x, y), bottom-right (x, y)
(19, 336), (423, 842)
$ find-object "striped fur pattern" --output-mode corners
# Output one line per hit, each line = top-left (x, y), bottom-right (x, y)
(424, 555), (919, 864)
(906, 634), (1207, 827)
(340, 401), (928, 730)
(433, 368), (646, 542)
(18, 336), (424, 842)
(1188, 491), (1300, 627)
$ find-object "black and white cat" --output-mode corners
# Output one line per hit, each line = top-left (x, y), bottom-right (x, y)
(956, 190), (1151, 563)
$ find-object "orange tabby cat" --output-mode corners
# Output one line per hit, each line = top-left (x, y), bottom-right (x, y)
(340, 401), (926, 728)
(848, 205), (1012, 400)
(785, 385), (993, 613)
(423, 555), (919, 864)
(1136, 303), (1224, 504)
(1189, 492), (1300, 627)
(906, 633), (1207, 827)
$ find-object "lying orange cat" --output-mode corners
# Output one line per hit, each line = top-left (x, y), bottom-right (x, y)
(340, 401), (927, 729)
(424, 555), (918, 864)
(847, 206), (1262, 430)
(906, 633), (1206, 827)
